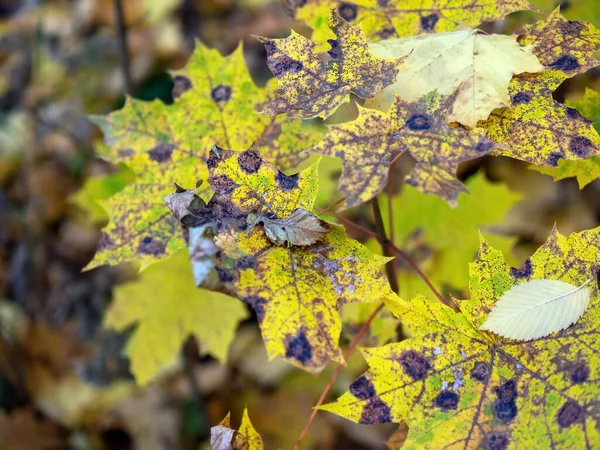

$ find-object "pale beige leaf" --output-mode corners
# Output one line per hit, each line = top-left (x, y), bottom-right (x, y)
(479, 279), (592, 341)
(368, 30), (544, 127)
(164, 189), (195, 222)
(188, 225), (218, 287)
(210, 424), (235, 450)
(247, 208), (328, 246)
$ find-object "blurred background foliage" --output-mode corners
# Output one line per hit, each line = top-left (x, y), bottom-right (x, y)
(0, 0), (599, 449)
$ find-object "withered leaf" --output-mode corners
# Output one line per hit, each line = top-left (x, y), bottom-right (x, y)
(247, 208), (328, 246)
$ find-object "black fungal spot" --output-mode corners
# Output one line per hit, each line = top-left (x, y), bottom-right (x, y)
(566, 107), (584, 120)
(147, 142), (175, 163)
(378, 25), (396, 40)
(511, 91), (533, 105)
(434, 390), (459, 411)
(238, 149), (262, 174)
(475, 140), (494, 154)
(211, 84), (232, 103)
(206, 149), (222, 169)
(510, 260), (532, 279)
(98, 232), (114, 251)
(349, 375), (376, 400)
(243, 296), (266, 323)
(209, 174), (236, 195)
(470, 362), (490, 382)
(272, 56), (304, 77)
(172, 75), (192, 99)
(570, 362), (590, 384)
(327, 39), (340, 59)
(420, 13), (439, 32)
(557, 400), (582, 427)
(406, 114), (431, 131)
(547, 152), (563, 167)
(398, 350), (431, 380)
(137, 236), (167, 256)
(215, 267), (235, 283)
(276, 171), (300, 191)
(285, 330), (313, 364)
(485, 432), (509, 450)
(338, 2), (358, 21)
(377, 0), (389, 6)
(549, 55), (580, 72)
(493, 379), (518, 423)
(569, 136), (593, 158)
(359, 398), (392, 424)
(235, 256), (256, 270)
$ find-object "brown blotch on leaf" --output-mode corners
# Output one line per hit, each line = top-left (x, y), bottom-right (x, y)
(570, 362), (590, 384)
(434, 390), (460, 411)
(569, 136), (594, 158)
(209, 174), (237, 195)
(338, 2), (358, 21)
(172, 75), (192, 99)
(243, 295), (266, 323)
(493, 379), (518, 423)
(397, 350), (431, 380)
(275, 171), (299, 191)
(285, 329), (313, 364)
(272, 56), (304, 77)
(549, 55), (580, 72)
(211, 84), (232, 103)
(237, 148), (262, 174)
(216, 267), (235, 283)
(484, 432), (509, 450)
(420, 13), (439, 32)
(98, 232), (114, 251)
(148, 142), (175, 163)
(511, 91), (534, 105)
(557, 400), (582, 427)
(359, 398), (392, 424)
(118, 148), (134, 158)
(470, 362), (490, 382)
(349, 375), (376, 400)
(510, 260), (532, 279)
(234, 256), (257, 270)
(137, 236), (166, 256)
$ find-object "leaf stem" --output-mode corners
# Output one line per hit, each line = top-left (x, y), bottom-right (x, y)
(371, 197), (399, 293)
(113, 0), (132, 95)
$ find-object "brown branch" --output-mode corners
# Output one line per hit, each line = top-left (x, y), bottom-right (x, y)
(113, 0), (132, 95)
(371, 197), (399, 293)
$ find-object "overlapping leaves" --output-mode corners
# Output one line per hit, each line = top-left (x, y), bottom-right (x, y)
(322, 227), (600, 448)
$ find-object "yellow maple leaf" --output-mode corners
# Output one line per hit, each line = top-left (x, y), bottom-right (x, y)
(258, 9), (404, 119)
(104, 250), (248, 385)
(322, 226), (600, 448)
(368, 29), (544, 127)
(88, 43), (323, 270)
(296, 0), (537, 44)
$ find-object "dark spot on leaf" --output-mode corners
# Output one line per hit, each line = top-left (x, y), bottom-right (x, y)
(566, 107), (584, 120)
(338, 2), (358, 21)
(235, 256), (256, 269)
(238, 149), (262, 174)
(475, 140), (494, 154)
(206, 149), (222, 169)
(470, 362), (490, 382)
(484, 432), (509, 450)
(211, 84), (232, 103)
(397, 350), (431, 380)
(172, 75), (192, 99)
(243, 296), (266, 323)
(493, 379), (518, 423)
(420, 13), (439, 31)
(148, 142), (175, 163)
(378, 25), (396, 40)
(209, 174), (236, 195)
(559, 19), (584, 37)
(359, 398), (392, 424)
(434, 390), (459, 411)
(98, 232), (114, 251)
(510, 260), (532, 279)
(118, 148), (134, 158)
(559, 0), (571, 12)
(406, 114), (431, 131)
(272, 56), (304, 77)
(569, 136), (593, 158)
(349, 375), (375, 400)
(216, 267), (235, 283)
(549, 55), (580, 72)
(557, 400), (582, 427)
(285, 330), (312, 364)
(570, 362), (590, 384)
(511, 91), (533, 105)
(547, 152), (563, 167)
(137, 236), (166, 256)
(377, 0), (389, 6)
(327, 39), (340, 59)
(276, 171), (299, 191)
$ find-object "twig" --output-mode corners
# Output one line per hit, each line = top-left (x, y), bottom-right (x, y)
(113, 0), (132, 95)
(371, 197), (399, 293)
(318, 196), (346, 215)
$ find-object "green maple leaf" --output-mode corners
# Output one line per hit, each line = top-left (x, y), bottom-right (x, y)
(104, 250), (248, 385)
(322, 226), (600, 448)
(258, 9), (404, 119)
(295, 0), (537, 44)
(206, 147), (396, 372)
(88, 43), (323, 270)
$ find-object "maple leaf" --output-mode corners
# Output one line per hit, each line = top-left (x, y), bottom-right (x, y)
(368, 29), (544, 127)
(206, 147), (395, 371)
(104, 250), (248, 385)
(88, 43), (323, 270)
(211, 409), (264, 450)
(258, 9), (404, 119)
(295, 0), (537, 44)
(322, 226), (600, 448)
(383, 172), (521, 299)
(310, 92), (497, 208)
(533, 88), (600, 187)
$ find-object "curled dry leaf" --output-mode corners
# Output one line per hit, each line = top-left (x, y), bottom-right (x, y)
(247, 208), (328, 246)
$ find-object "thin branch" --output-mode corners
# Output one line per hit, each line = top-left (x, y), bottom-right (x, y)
(318, 196), (346, 215)
(371, 197), (399, 293)
(113, 0), (132, 95)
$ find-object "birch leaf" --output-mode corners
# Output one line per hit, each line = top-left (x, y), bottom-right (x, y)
(247, 208), (328, 247)
(368, 29), (544, 127)
(258, 9), (404, 119)
(479, 279), (592, 341)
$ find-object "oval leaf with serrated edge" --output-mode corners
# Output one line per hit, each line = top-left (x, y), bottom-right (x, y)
(479, 279), (592, 341)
